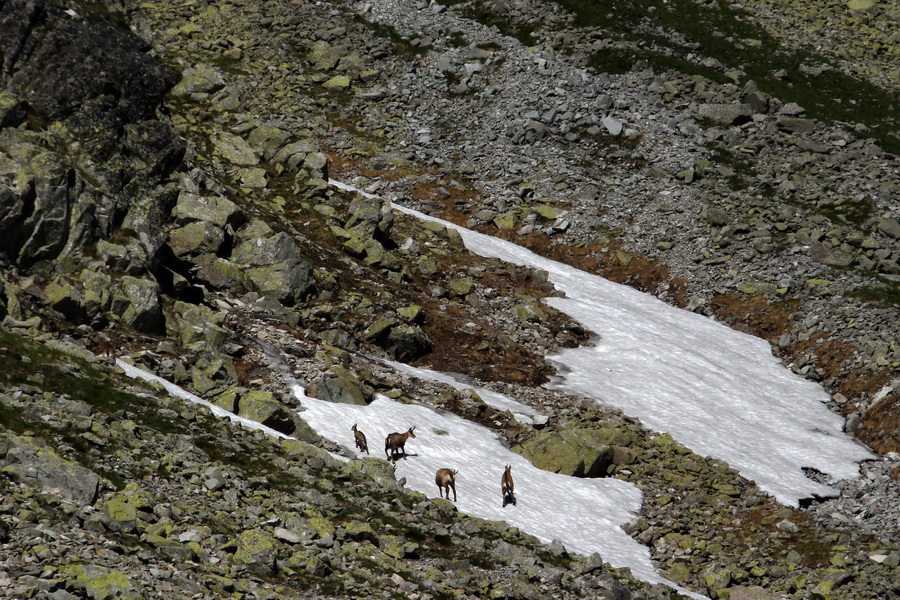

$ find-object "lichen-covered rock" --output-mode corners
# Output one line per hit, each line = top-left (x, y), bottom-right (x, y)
(244, 261), (314, 306)
(167, 221), (226, 257)
(0, 91), (27, 128)
(114, 276), (163, 333)
(213, 132), (259, 166)
(230, 232), (314, 304)
(307, 366), (373, 405)
(168, 301), (228, 350)
(101, 482), (154, 534)
(512, 429), (617, 478)
(237, 389), (308, 435)
(381, 324), (432, 362)
(0, 433), (101, 505)
(232, 529), (277, 577)
(171, 63), (226, 97)
(172, 192), (245, 229)
(44, 276), (87, 321)
(191, 354), (238, 395)
(193, 255), (250, 291)
(60, 564), (139, 600)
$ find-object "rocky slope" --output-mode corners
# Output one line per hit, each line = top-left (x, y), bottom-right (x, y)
(0, 0), (899, 599)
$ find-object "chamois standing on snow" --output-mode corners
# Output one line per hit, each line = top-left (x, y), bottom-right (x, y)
(502, 464), (516, 507)
(351, 424), (368, 454)
(385, 426), (416, 461)
(435, 468), (458, 502)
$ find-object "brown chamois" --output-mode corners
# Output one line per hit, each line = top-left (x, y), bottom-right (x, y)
(435, 468), (458, 502)
(384, 426), (416, 460)
(502, 464), (516, 507)
(351, 424), (368, 454)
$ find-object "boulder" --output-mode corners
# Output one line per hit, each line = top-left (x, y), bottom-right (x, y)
(172, 192), (245, 229)
(0, 149), (74, 268)
(114, 276), (163, 333)
(0, 433), (101, 505)
(101, 482), (154, 533)
(346, 195), (394, 239)
(0, 91), (27, 128)
(245, 261), (314, 306)
(44, 276), (87, 321)
(307, 366), (373, 405)
(237, 390), (319, 440)
(381, 324), (433, 362)
(60, 564), (139, 600)
(171, 63), (226, 97)
(512, 428), (618, 477)
(79, 269), (114, 320)
(168, 301), (228, 350)
(232, 529), (277, 577)
(697, 103), (754, 125)
(876, 217), (900, 239)
(167, 221), (226, 257)
(194, 256), (250, 291)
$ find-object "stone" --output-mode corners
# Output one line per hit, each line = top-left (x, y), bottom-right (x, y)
(167, 221), (226, 257)
(698, 103), (754, 125)
(777, 117), (817, 134)
(381, 324), (433, 362)
(171, 63), (226, 96)
(212, 132), (259, 166)
(60, 564), (139, 600)
(512, 429), (618, 477)
(116, 276), (163, 333)
(232, 529), (277, 577)
(0, 91), (27, 128)
(1, 433), (101, 505)
(876, 217), (900, 239)
(172, 193), (245, 229)
(238, 390), (315, 437)
(307, 366), (372, 405)
(602, 116), (624, 135)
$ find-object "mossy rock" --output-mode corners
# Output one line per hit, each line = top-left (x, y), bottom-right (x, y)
(512, 429), (617, 477)
(1, 433), (101, 505)
(60, 564), (139, 600)
(306, 365), (372, 406)
(172, 192), (245, 229)
(237, 389), (310, 436)
(232, 529), (277, 577)
(167, 221), (225, 257)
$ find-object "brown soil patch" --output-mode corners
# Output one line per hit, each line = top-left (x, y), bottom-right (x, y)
(857, 393), (900, 454)
(708, 294), (795, 340)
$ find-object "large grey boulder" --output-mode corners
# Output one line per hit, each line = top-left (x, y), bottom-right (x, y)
(113, 276), (163, 333)
(0, 433), (101, 505)
(232, 231), (314, 305)
(307, 366), (373, 405)
(512, 428), (620, 478)
(172, 192), (246, 229)
(697, 103), (754, 125)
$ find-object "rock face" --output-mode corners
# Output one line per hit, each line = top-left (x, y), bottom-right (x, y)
(0, 0), (182, 269)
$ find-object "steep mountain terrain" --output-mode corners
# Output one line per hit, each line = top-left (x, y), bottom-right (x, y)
(0, 0), (898, 599)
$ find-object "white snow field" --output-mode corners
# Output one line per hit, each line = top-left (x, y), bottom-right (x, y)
(384, 200), (874, 507)
(290, 385), (708, 595)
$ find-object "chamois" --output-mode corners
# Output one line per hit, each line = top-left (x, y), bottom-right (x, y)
(502, 464), (516, 507)
(384, 426), (416, 461)
(435, 468), (458, 502)
(351, 424), (368, 454)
